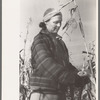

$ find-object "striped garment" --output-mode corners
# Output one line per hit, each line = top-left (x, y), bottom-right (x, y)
(29, 29), (79, 91)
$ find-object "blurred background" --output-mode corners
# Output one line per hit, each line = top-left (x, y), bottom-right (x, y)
(20, 0), (96, 69)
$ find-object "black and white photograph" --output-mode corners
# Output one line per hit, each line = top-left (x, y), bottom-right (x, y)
(19, 0), (98, 100)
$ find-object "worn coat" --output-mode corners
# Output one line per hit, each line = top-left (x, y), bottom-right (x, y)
(29, 29), (81, 92)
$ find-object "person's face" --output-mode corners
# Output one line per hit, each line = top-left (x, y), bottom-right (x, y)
(45, 15), (62, 34)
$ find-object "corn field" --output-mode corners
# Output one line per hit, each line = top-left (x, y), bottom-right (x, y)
(20, 0), (96, 100)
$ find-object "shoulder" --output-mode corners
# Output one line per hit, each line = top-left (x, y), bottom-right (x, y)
(33, 32), (50, 45)
(31, 33), (46, 50)
(34, 33), (43, 40)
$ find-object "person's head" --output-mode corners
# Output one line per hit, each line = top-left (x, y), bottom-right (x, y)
(39, 8), (62, 34)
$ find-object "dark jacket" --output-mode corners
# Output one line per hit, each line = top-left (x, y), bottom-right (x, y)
(29, 29), (89, 91)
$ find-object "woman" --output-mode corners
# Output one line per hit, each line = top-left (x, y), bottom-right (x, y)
(29, 8), (89, 100)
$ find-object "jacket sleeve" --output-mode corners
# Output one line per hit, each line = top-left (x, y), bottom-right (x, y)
(31, 35), (78, 85)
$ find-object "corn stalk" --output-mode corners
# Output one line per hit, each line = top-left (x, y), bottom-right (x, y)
(19, 18), (33, 100)
(58, 0), (96, 100)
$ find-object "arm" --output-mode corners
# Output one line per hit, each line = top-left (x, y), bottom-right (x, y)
(32, 34), (78, 85)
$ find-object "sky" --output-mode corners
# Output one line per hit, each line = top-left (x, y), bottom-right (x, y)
(20, 0), (96, 68)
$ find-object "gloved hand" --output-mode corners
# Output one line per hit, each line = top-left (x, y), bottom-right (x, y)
(74, 71), (90, 87)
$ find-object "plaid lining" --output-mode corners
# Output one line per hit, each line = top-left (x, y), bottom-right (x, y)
(30, 76), (58, 89)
